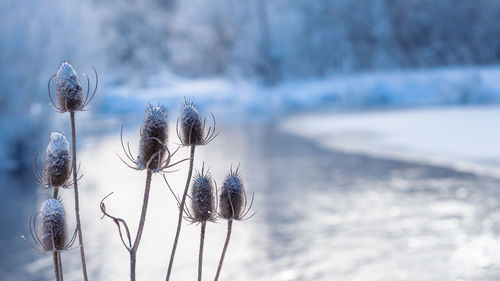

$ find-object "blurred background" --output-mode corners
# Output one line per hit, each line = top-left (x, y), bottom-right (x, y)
(3, 0), (500, 280)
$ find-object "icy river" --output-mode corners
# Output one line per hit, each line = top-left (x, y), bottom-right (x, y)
(2, 114), (500, 281)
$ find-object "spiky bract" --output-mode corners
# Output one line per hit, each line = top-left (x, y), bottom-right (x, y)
(44, 132), (71, 187)
(219, 169), (245, 220)
(191, 170), (216, 222)
(40, 199), (67, 251)
(137, 104), (168, 170)
(180, 100), (203, 145)
(55, 62), (83, 112)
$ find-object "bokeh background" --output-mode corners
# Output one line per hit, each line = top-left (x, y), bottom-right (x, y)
(3, 1), (500, 280)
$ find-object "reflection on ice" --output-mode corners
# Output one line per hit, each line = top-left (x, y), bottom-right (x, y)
(3, 119), (500, 280)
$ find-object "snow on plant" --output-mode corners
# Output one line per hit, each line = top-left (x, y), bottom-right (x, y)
(24, 62), (253, 281)
(34, 132), (73, 190)
(25, 62), (98, 281)
(214, 165), (255, 281)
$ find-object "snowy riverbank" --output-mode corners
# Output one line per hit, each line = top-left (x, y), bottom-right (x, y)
(99, 66), (500, 116)
(282, 106), (500, 177)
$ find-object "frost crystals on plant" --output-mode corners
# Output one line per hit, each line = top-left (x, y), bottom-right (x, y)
(34, 132), (81, 189)
(48, 62), (98, 113)
(177, 98), (218, 146)
(218, 165), (255, 221)
(166, 163), (218, 224)
(26, 199), (77, 253)
(118, 104), (185, 173)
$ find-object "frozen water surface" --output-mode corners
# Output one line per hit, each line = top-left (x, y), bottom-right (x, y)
(2, 116), (500, 281)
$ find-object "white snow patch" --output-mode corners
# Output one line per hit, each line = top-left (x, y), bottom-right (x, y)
(282, 106), (500, 177)
(100, 66), (500, 117)
(41, 198), (65, 221)
(47, 132), (70, 155)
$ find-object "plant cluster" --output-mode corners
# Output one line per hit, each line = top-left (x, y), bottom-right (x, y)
(24, 62), (254, 281)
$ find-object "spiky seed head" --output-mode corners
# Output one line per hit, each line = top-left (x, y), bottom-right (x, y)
(55, 62), (84, 112)
(137, 104), (168, 170)
(180, 100), (203, 145)
(40, 199), (67, 251)
(219, 168), (245, 220)
(191, 170), (215, 222)
(43, 132), (71, 187)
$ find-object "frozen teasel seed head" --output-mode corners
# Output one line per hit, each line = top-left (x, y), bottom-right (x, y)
(137, 104), (169, 170)
(40, 198), (67, 251)
(180, 99), (203, 145)
(219, 166), (246, 220)
(55, 62), (84, 112)
(177, 98), (218, 146)
(42, 132), (71, 188)
(190, 165), (216, 223)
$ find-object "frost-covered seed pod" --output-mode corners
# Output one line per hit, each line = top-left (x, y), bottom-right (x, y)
(138, 104), (168, 169)
(44, 132), (71, 187)
(55, 62), (84, 112)
(191, 171), (215, 222)
(40, 199), (67, 251)
(180, 100), (203, 145)
(219, 170), (245, 220)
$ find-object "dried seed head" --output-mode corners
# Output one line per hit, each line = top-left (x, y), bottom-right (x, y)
(55, 62), (84, 112)
(180, 99), (203, 145)
(43, 132), (71, 187)
(40, 199), (67, 251)
(137, 104), (168, 169)
(219, 168), (245, 220)
(191, 168), (216, 222)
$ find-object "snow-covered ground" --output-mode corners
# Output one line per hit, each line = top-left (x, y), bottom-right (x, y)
(99, 66), (500, 116)
(282, 106), (500, 177)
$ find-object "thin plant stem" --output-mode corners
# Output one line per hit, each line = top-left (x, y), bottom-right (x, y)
(130, 170), (153, 281)
(214, 219), (233, 281)
(130, 252), (136, 281)
(57, 252), (64, 281)
(52, 251), (60, 281)
(52, 186), (63, 281)
(198, 221), (206, 281)
(52, 186), (59, 198)
(166, 144), (196, 281)
(70, 111), (89, 281)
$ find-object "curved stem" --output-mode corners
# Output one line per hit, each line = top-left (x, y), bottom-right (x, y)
(70, 111), (89, 281)
(198, 221), (206, 281)
(130, 170), (153, 281)
(214, 219), (233, 281)
(165, 144), (196, 281)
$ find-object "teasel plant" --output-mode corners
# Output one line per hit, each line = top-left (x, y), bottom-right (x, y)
(25, 132), (78, 280)
(25, 198), (77, 281)
(214, 166), (255, 281)
(47, 62), (98, 281)
(33, 132), (75, 196)
(165, 98), (218, 281)
(100, 104), (186, 281)
(166, 163), (217, 281)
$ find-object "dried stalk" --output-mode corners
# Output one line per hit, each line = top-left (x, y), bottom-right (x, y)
(57, 252), (64, 281)
(52, 251), (60, 281)
(130, 170), (153, 281)
(165, 144), (196, 281)
(214, 219), (233, 281)
(198, 221), (206, 281)
(70, 111), (89, 281)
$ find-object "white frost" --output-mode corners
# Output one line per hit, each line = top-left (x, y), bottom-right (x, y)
(47, 132), (70, 155)
(41, 198), (65, 221)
